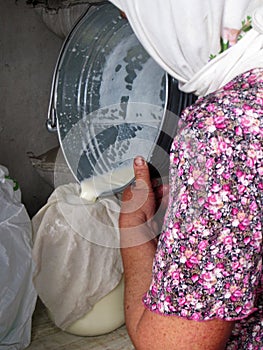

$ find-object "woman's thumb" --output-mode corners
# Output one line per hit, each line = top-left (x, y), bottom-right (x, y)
(133, 156), (152, 189)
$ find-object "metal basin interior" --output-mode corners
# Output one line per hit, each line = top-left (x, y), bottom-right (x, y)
(54, 3), (168, 194)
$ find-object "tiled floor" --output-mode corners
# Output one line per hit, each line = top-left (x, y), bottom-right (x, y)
(26, 299), (134, 350)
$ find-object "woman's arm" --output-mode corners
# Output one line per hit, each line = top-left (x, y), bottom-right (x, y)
(119, 157), (235, 350)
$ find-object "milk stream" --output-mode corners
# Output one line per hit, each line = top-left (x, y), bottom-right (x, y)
(80, 165), (134, 202)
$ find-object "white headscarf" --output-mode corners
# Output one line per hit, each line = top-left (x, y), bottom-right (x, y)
(110, 0), (263, 96)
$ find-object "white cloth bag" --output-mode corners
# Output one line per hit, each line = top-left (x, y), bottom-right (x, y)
(32, 183), (123, 330)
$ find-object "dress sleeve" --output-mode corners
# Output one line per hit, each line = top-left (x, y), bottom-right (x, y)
(143, 73), (263, 321)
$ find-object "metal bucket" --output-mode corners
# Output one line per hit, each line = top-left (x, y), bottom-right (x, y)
(47, 2), (195, 195)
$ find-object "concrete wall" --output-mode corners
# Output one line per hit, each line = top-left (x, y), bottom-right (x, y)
(0, 0), (63, 217)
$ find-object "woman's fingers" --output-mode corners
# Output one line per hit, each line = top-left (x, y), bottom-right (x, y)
(222, 27), (240, 46)
(120, 156), (155, 221)
(133, 156), (152, 190)
(121, 156), (151, 204)
(120, 10), (127, 19)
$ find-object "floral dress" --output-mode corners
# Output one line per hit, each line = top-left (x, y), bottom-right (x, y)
(143, 68), (263, 349)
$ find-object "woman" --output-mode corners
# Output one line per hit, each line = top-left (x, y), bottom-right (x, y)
(110, 1), (263, 349)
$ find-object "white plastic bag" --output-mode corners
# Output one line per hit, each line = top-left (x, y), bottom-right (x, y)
(0, 165), (37, 350)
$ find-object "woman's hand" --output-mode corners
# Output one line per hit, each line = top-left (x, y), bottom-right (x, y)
(222, 27), (240, 47)
(119, 157), (157, 246)
(152, 177), (169, 233)
(120, 10), (127, 19)
(119, 156), (169, 246)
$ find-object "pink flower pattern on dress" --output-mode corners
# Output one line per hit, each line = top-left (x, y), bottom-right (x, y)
(143, 68), (263, 349)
